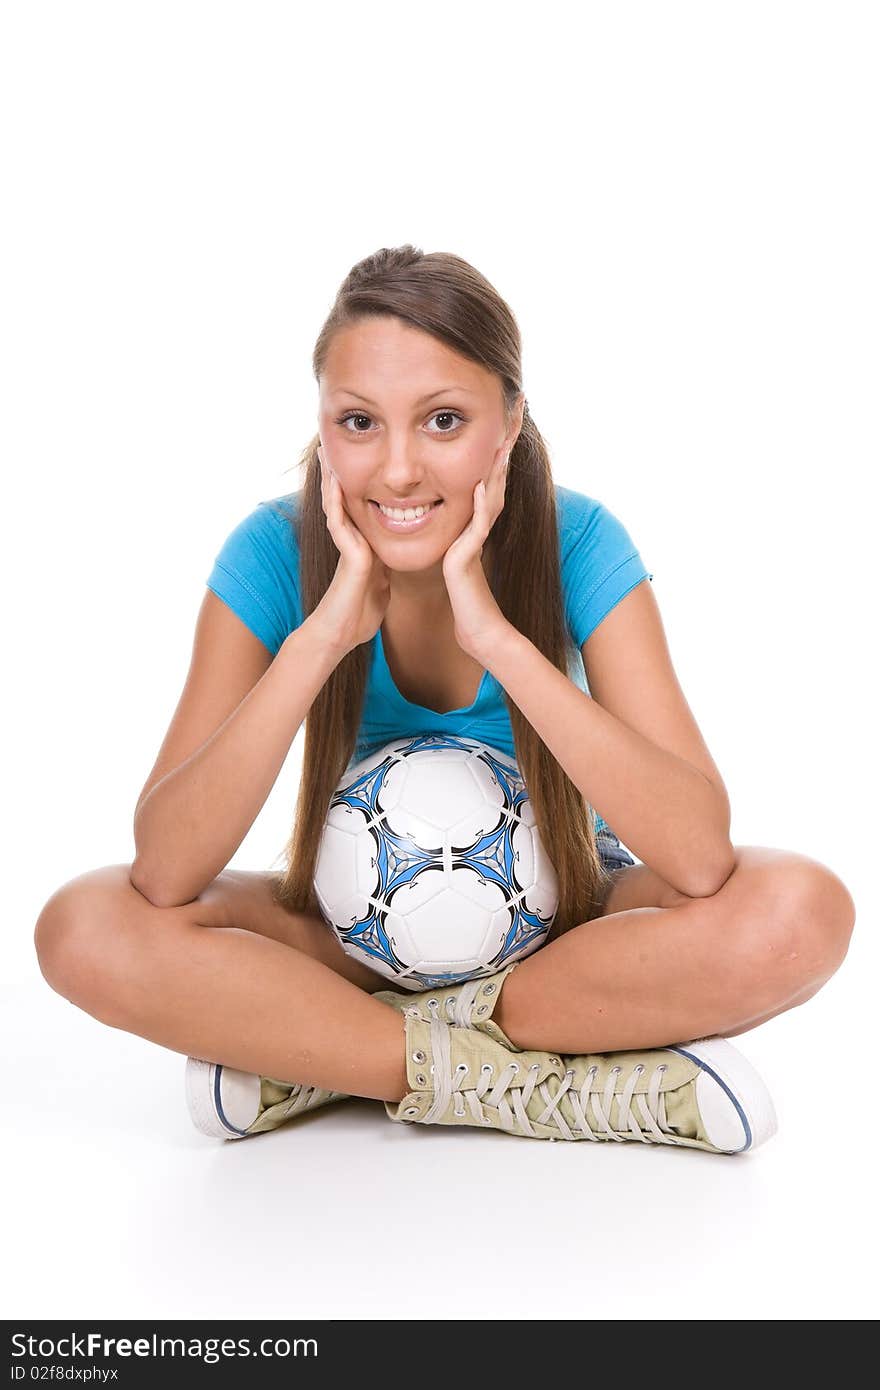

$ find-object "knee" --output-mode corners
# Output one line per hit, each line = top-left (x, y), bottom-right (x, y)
(731, 859), (856, 994)
(34, 873), (105, 999)
(33, 866), (142, 1019)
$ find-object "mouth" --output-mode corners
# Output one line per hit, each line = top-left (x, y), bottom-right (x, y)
(368, 498), (444, 533)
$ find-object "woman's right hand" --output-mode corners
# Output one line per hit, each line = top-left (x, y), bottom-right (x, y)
(309, 447), (392, 656)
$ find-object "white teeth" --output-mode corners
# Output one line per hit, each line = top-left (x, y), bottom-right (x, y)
(377, 501), (438, 521)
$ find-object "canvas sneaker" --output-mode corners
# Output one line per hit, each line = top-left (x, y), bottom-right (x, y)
(384, 1005), (777, 1154)
(185, 1058), (349, 1140)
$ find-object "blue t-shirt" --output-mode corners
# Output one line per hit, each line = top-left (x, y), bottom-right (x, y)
(205, 484), (653, 838)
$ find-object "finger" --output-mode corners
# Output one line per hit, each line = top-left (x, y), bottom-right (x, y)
(472, 480), (492, 529)
(319, 453), (328, 511)
(319, 449), (340, 489)
(483, 452), (507, 493)
(328, 471), (364, 546)
(320, 458), (336, 521)
(319, 454), (345, 530)
(331, 470), (350, 519)
(328, 469), (345, 524)
(320, 453), (338, 500)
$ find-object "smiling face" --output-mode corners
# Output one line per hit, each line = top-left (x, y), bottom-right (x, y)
(317, 315), (523, 602)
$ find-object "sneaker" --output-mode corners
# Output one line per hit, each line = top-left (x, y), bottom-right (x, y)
(385, 1010), (777, 1154)
(185, 1058), (349, 1140)
(373, 963), (520, 1045)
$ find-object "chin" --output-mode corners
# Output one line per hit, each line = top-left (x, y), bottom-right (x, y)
(382, 548), (445, 575)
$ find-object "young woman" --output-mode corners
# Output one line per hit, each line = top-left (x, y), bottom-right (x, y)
(34, 245), (856, 1154)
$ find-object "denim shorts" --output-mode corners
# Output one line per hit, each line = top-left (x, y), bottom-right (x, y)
(596, 827), (637, 874)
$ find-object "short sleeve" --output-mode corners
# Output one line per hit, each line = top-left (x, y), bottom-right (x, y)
(558, 487), (654, 650)
(205, 496), (302, 657)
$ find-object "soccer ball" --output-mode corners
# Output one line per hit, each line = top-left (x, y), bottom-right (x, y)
(313, 733), (559, 991)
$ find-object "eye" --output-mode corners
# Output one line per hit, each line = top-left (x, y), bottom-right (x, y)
(334, 409), (467, 436)
(425, 410), (466, 434)
(336, 412), (373, 433)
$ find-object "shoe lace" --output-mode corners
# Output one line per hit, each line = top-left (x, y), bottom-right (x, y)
(270, 1081), (341, 1118)
(422, 1016), (683, 1144)
(420, 981), (487, 1028)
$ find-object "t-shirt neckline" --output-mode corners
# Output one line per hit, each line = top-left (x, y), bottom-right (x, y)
(375, 628), (492, 717)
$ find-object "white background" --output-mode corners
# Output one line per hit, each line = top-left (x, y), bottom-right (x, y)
(3, 0), (877, 1321)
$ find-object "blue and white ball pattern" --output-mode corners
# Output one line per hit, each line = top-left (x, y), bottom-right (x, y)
(313, 733), (559, 991)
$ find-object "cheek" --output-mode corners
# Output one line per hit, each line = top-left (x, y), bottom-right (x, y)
(437, 489), (476, 523)
(444, 458), (484, 502)
(334, 467), (368, 501)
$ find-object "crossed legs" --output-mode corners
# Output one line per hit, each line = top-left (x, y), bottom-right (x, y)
(33, 847), (855, 1106)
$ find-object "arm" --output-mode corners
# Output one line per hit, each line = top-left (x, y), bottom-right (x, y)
(475, 588), (736, 899)
(132, 617), (343, 908)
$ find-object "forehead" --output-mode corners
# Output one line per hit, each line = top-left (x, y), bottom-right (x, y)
(321, 317), (499, 401)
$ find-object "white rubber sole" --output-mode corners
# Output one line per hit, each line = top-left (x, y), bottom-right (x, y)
(669, 1037), (778, 1152)
(185, 1058), (262, 1140)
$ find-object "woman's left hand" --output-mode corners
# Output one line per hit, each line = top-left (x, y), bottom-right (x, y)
(442, 445), (514, 660)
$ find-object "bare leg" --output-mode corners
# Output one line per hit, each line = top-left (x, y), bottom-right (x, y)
(36, 851), (854, 1100)
(35, 882), (410, 1103)
(493, 859), (854, 1054)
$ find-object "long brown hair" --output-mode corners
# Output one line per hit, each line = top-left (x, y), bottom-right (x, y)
(272, 245), (611, 940)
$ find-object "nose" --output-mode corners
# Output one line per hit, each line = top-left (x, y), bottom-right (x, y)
(375, 433), (433, 497)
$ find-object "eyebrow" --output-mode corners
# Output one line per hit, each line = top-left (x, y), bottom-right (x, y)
(331, 386), (477, 407)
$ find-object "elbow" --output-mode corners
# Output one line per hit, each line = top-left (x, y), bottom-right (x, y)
(682, 788), (736, 898)
(129, 858), (182, 911)
(683, 844), (738, 899)
(129, 859), (163, 907)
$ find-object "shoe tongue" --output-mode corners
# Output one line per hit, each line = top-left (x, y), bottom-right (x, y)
(261, 1076), (296, 1109)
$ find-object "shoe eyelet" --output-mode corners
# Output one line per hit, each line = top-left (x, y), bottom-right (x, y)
(509, 1062), (520, 1074)
(415, 1074), (427, 1085)
(412, 1050), (426, 1063)
(565, 1068), (575, 1077)
(634, 1064), (644, 1075)
(476, 1005), (488, 1015)
(427, 998), (438, 1007)
(455, 1063), (469, 1074)
(481, 1064), (493, 1075)
(483, 983), (496, 995)
(403, 1106), (419, 1117)
(529, 1063), (540, 1072)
